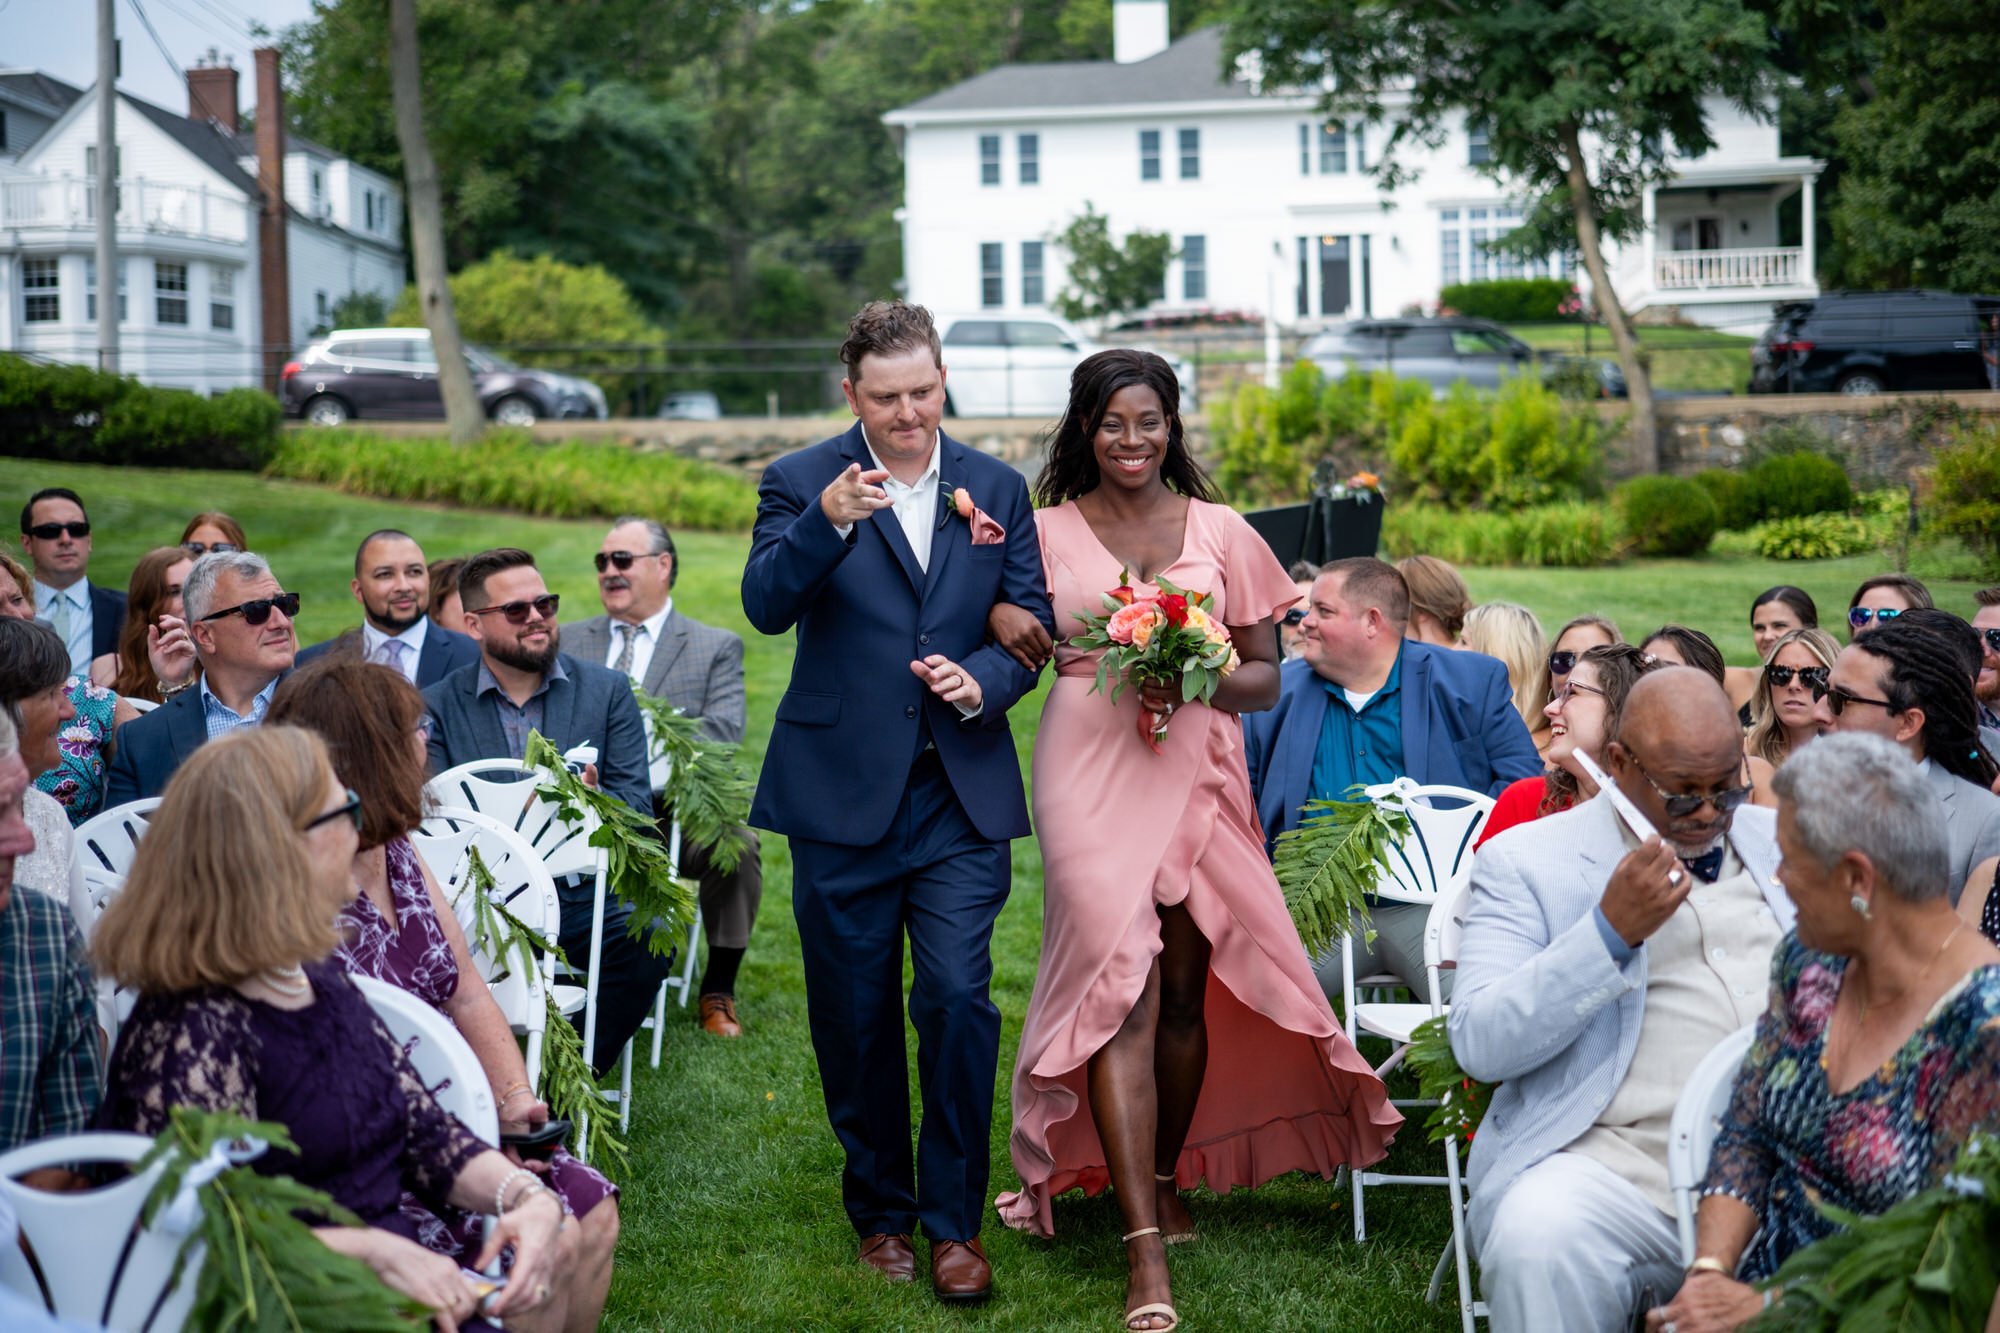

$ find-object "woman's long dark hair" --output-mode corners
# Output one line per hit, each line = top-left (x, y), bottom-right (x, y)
(1751, 584), (1817, 629)
(1034, 348), (1220, 507)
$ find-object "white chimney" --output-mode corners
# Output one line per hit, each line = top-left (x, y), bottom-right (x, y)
(1114, 0), (1171, 64)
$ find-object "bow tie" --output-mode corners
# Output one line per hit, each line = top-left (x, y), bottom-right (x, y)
(1680, 847), (1725, 884)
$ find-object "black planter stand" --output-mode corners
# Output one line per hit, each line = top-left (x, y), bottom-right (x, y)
(1244, 495), (1384, 567)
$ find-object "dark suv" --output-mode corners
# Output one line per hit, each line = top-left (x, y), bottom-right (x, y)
(1749, 290), (2000, 395)
(1297, 316), (1627, 399)
(281, 328), (608, 425)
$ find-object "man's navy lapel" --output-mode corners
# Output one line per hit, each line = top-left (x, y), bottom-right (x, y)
(921, 435), (967, 600)
(541, 656), (579, 752)
(839, 425), (923, 594)
(463, 667), (511, 761)
(1282, 675), (1326, 819)
(166, 689), (208, 767)
(1399, 642), (1433, 782)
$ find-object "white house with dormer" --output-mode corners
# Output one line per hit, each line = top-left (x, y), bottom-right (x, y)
(884, 2), (1821, 336)
(0, 60), (404, 394)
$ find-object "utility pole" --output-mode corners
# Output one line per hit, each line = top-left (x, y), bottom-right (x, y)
(95, 0), (118, 373)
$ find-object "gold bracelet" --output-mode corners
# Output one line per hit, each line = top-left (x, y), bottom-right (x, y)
(1687, 1256), (1732, 1279)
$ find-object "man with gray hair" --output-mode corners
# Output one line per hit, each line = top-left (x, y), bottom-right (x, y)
(105, 551), (298, 804)
(566, 515), (762, 1038)
(1451, 669), (1794, 1332)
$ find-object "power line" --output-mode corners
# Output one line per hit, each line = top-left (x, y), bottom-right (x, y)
(122, 0), (187, 85)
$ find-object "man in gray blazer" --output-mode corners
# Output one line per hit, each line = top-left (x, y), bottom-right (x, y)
(1814, 618), (2000, 899)
(567, 516), (762, 1038)
(422, 546), (670, 1072)
(1451, 671), (1793, 1333)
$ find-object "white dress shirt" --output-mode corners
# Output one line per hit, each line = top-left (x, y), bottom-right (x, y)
(33, 579), (93, 675)
(361, 617), (430, 684)
(834, 431), (942, 571)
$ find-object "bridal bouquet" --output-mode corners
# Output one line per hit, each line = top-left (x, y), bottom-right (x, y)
(1068, 571), (1239, 753)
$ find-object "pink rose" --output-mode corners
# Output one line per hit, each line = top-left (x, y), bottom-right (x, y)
(953, 486), (973, 520)
(1106, 602), (1161, 646)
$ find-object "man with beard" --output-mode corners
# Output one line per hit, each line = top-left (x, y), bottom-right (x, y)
(1450, 669), (1792, 1333)
(423, 546), (667, 1070)
(1974, 589), (1999, 755)
(297, 529), (478, 686)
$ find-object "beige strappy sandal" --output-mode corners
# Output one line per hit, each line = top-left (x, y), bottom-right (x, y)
(1121, 1226), (1180, 1331)
(1154, 1172), (1197, 1244)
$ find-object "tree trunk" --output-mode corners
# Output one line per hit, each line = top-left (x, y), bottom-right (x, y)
(389, 0), (483, 443)
(1558, 120), (1657, 473)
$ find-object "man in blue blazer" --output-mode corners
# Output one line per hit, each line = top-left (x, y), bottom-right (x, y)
(742, 301), (1051, 1302)
(1242, 557), (1540, 997)
(296, 529), (479, 688)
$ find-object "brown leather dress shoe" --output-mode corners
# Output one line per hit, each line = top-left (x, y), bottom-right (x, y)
(858, 1233), (915, 1282)
(698, 993), (742, 1038)
(930, 1237), (992, 1304)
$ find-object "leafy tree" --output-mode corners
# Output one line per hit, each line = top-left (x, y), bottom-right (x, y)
(319, 290), (389, 335)
(1222, 0), (1794, 471)
(1051, 205), (1176, 327)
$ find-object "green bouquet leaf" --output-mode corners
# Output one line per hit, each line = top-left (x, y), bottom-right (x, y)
(1405, 1014), (1494, 1145)
(629, 685), (756, 872)
(1273, 788), (1409, 958)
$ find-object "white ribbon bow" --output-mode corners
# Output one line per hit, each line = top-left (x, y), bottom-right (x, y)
(157, 1137), (269, 1236)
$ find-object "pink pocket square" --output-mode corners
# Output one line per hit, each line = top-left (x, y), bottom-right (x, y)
(969, 507), (1006, 546)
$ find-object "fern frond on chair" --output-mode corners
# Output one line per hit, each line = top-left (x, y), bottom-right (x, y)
(1273, 791), (1409, 958)
(1406, 1015), (1493, 1146)
(631, 686), (756, 871)
(537, 989), (628, 1169)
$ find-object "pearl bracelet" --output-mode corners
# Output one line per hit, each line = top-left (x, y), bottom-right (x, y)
(494, 1166), (535, 1219)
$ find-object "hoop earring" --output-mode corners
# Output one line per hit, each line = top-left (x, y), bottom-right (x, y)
(1850, 893), (1872, 921)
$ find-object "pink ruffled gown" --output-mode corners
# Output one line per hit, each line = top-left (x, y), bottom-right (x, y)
(996, 499), (1402, 1237)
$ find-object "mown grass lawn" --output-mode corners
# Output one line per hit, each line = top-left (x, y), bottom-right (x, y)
(1504, 322), (1757, 396)
(4, 458), (1983, 1331)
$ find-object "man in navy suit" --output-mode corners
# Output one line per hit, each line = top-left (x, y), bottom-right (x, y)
(297, 529), (479, 688)
(742, 301), (1051, 1302)
(1243, 557), (1540, 998)
(19, 487), (126, 675)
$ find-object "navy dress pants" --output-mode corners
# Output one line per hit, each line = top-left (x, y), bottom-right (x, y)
(789, 749), (1010, 1242)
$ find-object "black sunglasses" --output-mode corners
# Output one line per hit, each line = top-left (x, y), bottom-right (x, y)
(1548, 650), (1578, 676)
(28, 521), (90, 540)
(1848, 606), (1903, 630)
(593, 550), (658, 574)
(1281, 608), (1307, 627)
(183, 541), (240, 556)
(1810, 679), (1896, 716)
(1764, 664), (1829, 690)
(471, 594), (560, 625)
(1983, 627), (2000, 655)
(1620, 747), (1755, 818)
(198, 591), (300, 625)
(305, 787), (363, 832)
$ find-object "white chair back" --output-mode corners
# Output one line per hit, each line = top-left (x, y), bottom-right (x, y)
(125, 698), (161, 715)
(425, 761), (602, 881)
(1367, 780), (1494, 906)
(0, 1131), (194, 1331)
(73, 798), (162, 903)
(1669, 1024), (1758, 1266)
(352, 974), (500, 1146)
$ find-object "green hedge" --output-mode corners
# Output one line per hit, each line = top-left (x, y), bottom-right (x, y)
(1438, 278), (1574, 323)
(265, 428), (758, 531)
(1381, 500), (1622, 567)
(1614, 475), (1718, 557)
(1748, 451), (1853, 522)
(1924, 422), (2000, 578)
(0, 354), (281, 469)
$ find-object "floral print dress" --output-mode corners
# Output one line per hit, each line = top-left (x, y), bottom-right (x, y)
(35, 675), (116, 825)
(1701, 932), (2000, 1280)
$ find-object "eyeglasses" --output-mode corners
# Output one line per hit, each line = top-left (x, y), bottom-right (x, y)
(470, 594), (560, 625)
(305, 788), (362, 832)
(1982, 627), (2000, 655)
(1550, 680), (1606, 706)
(27, 521), (90, 540)
(1848, 607), (1904, 630)
(593, 550), (660, 574)
(1548, 650), (1578, 676)
(198, 591), (300, 625)
(1809, 679), (1897, 716)
(1764, 664), (1830, 690)
(182, 541), (240, 556)
(1619, 747), (1755, 818)
(1281, 608), (1307, 627)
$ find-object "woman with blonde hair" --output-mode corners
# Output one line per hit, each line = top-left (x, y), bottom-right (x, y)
(1396, 554), (1472, 647)
(1460, 601), (1553, 757)
(1743, 627), (1840, 767)
(96, 726), (566, 1332)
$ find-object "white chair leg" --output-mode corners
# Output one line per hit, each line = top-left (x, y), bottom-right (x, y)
(618, 1040), (634, 1134)
(677, 905), (702, 1010)
(524, 1029), (544, 1093)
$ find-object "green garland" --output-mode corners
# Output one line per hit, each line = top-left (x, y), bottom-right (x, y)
(1272, 788), (1410, 958)
(1751, 1132), (2000, 1332)
(629, 686), (757, 873)
(523, 730), (697, 959)
(138, 1108), (428, 1332)
(460, 845), (626, 1168)
(1405, 1014), (1494, 1145)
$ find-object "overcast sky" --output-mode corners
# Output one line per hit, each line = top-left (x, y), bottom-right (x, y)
(0, 0), (319, 111)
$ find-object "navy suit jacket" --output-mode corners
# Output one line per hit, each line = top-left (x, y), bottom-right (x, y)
(421, 652), (652, 817)
(1243, 642), (1542, 849)
(89, 583), (127, 660)
(297, 619), (481, 688)
(741, 424), (1052, 847)
(102, 671), (291, 805)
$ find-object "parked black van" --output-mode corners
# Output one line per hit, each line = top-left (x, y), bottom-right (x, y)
(1749, 289), (2000, 395)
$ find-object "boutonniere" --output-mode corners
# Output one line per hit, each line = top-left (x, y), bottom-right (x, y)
(937, 482), (974, 530)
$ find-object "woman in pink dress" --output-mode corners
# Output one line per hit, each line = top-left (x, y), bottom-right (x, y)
(990, 350), (1400, 1331)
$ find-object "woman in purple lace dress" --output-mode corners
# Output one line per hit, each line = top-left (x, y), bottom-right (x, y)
(94, 727), (565, 1332)
(269, 658), (617, 1333)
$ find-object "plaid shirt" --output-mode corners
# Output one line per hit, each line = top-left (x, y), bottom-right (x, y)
(199, 676), (278, 741)
(0, 885), (102, 1150)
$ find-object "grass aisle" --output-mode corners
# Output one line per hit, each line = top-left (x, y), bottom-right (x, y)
(5, 459), (1981, 1330)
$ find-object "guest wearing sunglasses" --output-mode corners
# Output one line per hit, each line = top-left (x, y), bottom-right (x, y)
(1743, 628), (1839, 769)
(1546, 614), (1621, 700)
(1813, 620), (2000, 901)
(1279, 560), (1317, 659)
(1971, 587), (1999, 743)
(298, 530), (479, 688)
(18, 487), (124, 677)
(1845, 572), (1931, 639)
(104, 551), (299, 805)
(179, 510), (247, 556)
(567, 517), (761, 1039)
(422, 547), (668, 1073)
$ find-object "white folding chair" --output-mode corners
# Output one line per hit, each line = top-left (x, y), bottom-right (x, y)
(638, 811), (699, 1070)
(1669, 1024), (1758, 1267)
(353, 974), (500, 1146)
(124, 698), (160, 715)
(1418, 876), (1491, 1333)
(0, 1131), (195, 1331)
(412, 806), (563, 1090)
(1344, 779), (1493, 1245)
(425, 760), (633, 1147)
(73, 798), (161, 900)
